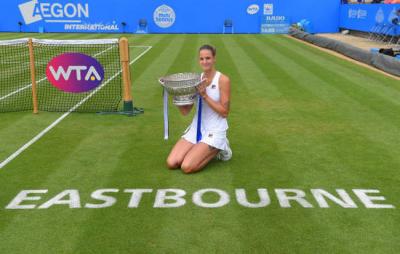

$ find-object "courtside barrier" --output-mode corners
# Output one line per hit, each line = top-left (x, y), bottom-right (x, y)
(289, 28), (400, 77)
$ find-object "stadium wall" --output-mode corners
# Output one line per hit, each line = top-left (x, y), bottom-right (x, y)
(2, 0), (340, 34)
(340, 4), (400, 36)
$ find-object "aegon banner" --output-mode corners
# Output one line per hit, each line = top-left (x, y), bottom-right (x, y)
(340, 4), (400, 36)
(1, 0), (340, 34)
(17, 0), (120, 32)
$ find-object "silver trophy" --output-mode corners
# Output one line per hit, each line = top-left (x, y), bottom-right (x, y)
(159, 72), (202, 105)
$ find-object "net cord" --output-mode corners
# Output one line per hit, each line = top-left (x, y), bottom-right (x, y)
(0, 38), (29, 46)
(32, 38), (118, 45)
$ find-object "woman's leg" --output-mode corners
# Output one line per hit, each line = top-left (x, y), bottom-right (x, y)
(166, 139), (195, 169)
(181, 142), (219, 174)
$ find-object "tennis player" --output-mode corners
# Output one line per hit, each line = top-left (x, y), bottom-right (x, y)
(166, 44), (232, 174)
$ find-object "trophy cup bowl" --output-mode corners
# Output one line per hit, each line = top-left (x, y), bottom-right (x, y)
(159, 72), (202, 106)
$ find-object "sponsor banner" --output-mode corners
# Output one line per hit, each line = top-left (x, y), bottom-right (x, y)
(3, 0), (340, 33)
(17, 0), (121, 32)
(18, 0), (90, 25)
(261, 15), (291, 34)
(340, 4), (400, 35)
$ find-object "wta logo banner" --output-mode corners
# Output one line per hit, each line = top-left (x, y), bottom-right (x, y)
(46, 53), (104, 93)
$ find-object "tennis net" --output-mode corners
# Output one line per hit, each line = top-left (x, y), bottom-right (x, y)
(0, 38), (134, 113)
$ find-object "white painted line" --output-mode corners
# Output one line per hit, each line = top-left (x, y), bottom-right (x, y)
(0, 46), (152, 170)
(0, 44), (116, 102)
(0, 77), (46, 101)
(93, 44), (117, 57)
(130, 45), (152, 48)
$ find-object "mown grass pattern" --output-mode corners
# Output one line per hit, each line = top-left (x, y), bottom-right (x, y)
(0, 33), (399, 254)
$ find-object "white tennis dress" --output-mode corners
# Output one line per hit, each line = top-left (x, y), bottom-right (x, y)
(182, 71), (232, 160)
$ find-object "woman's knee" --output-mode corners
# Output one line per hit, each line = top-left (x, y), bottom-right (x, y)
(166, 156), (181, 169)
(181, 159), (198, 174)
(166, 139), (194, 170)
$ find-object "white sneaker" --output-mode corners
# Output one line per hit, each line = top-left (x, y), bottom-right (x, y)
(217, 141), (232, 161)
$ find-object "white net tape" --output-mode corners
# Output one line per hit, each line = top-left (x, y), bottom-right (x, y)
(32, 38), (119, 45)
(0, 38), (29, 46)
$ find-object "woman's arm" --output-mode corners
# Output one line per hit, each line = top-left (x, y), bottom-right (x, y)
(177, 104), (194, 116)
(198, 75), (231, 118)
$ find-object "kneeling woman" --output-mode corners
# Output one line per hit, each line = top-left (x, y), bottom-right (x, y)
(166, 45), (232, 174)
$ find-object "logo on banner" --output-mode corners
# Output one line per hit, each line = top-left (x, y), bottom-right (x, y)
(264, 4), (273, 15)
(247, 4), (259, 15)
(154, 5), (176, 28)
(266, 16), (286, 21)
(18, 0), (89, 25)
(348, 9), (367, 20)
(375, 8), (385, 23)
(46, 53), (104, 93)
(388, 7), (398, 23)
(261, 15), (290, 34)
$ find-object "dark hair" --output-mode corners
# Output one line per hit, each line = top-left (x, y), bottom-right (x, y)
(199, 44), (216, 56)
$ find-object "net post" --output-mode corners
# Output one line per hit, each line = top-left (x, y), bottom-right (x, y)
(119, 37), (133, 112)
(28, 38), (38, 114)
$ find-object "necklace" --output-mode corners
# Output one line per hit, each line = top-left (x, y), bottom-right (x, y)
(203, 70), (216, 86)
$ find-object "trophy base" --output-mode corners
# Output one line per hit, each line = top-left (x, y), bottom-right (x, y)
(173, 94), (197, 106)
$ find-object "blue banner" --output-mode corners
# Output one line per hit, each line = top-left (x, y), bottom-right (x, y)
(340, 4), (400, 35)
(1, 0), (340, 34)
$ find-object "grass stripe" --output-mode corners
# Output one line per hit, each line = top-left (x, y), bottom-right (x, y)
(256, 35), (400, 128)
(270, 36), (400, 102)
(273, 35), (400, 88)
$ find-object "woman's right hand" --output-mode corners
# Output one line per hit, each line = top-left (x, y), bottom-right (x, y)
(197, 78), (209, 98)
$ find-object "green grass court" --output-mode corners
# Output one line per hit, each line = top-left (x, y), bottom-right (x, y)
(0, 33), (399, 253)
